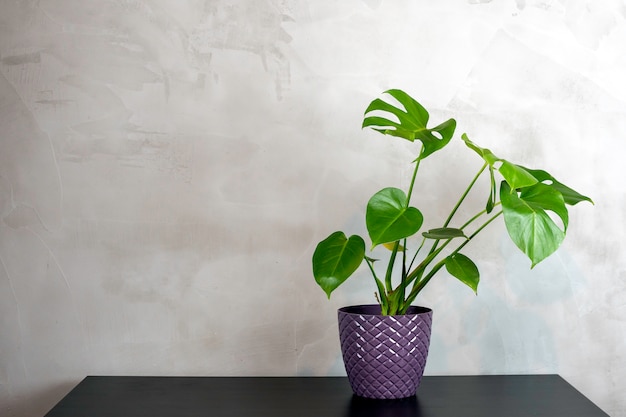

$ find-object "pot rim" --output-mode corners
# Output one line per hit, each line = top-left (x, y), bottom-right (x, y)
(338, 304), (432, 317)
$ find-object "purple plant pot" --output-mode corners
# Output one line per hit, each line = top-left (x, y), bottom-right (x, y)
(338, 304), (433, 399)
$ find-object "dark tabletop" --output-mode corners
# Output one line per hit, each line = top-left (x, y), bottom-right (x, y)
(44, 374), (609, 417)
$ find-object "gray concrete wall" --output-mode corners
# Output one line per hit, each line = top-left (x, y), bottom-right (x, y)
(0, 1), (623, 416)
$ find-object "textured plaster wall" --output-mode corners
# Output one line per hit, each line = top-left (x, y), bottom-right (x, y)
(0, 1), (624, 416)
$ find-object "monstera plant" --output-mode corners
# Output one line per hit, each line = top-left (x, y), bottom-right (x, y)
(312, 89), (592, 316)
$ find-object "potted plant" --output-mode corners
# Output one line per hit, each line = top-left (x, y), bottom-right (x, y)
(312, 89), (592, 399)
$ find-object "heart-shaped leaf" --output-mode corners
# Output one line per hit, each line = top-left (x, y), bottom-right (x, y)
(445, 253), (480, 294)
(312, 231), (365, 298)
(422, 228), (467, 239)
(366, 187), (424, 248)
(500, 181), (567, 267)
(363, 89), (456, 159)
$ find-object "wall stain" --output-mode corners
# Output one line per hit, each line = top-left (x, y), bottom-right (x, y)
(1, 52), (41, 65)
(189, 1), (293, 99)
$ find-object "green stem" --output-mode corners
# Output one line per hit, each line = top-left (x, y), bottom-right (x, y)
(398, 238), (408, 303)
(429, 162), (488, 256)
(403, 204), (495, 291)
(401, 238), (453, 299)
(400, 260), (447, 313)
(407, 237), (426, 273)
(384, 241), (400, 292)
(405, 151), (423, 205)
(366, 257), (388, 312)
(401, 210), (504, 311)
(455, 209), (503, 253)
(401, 164), (493, 307)
(443, 162), (488, 227)
(459, 202), (500, 230)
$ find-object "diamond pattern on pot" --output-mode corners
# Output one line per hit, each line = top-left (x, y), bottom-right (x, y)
(338, 305), (433, 399)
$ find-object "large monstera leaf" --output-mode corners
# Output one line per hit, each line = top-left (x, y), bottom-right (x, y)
(362, 89), (457, 159)
(366, 187), (424, 248)
(463, 133), (592, 267)
(500, 181), (569, 267)
(313, 232), (366, 298)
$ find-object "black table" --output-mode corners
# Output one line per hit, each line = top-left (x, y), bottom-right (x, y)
(44, 375), (609, 417)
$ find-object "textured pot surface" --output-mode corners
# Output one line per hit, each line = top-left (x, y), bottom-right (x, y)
(338, 304), (433, 399)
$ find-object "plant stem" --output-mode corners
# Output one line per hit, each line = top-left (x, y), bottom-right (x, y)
(384, 241), (400, 292)
(429, 162), (488, 256)
(407, 237), (426, 273)
(401, 210), (504, 311)
(403, 203), (497, 292)
(400, 259), (447, 314)
(455, 209), (503, 253)
(366, 257), (388, 312)
(398, 238), (408, 303)
(459, 202), (500, 230)
(443, 162), (488, 227)
(404, 162), (489, 307)
(405, 153), (423, 205)
(385, 148), (422, 315)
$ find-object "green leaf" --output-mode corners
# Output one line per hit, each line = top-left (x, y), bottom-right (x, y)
(363, 89), (456, 158)
(498, 161), (538, 189)
(422, 227), (468, 239)
(520, 183), (569, 230)
(312, 232), (366, 298)
(521, 167), (593, 206)
(366, 187), (424, 248)
(462, 134), (499, 165)
(382, 241), (405, 251)
(462, 134), (537, 190)
(500, 181), (567, 267)
(445, 253), (480, 294)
